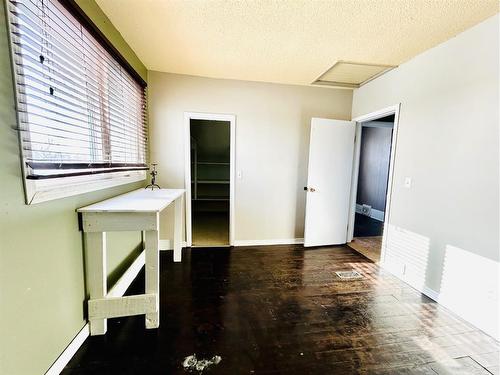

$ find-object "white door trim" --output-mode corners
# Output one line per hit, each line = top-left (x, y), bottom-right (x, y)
(184, 112), (236, 247)
(348, 104), (401, 264)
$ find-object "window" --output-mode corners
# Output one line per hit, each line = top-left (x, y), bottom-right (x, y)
(6, 0), (148, 204)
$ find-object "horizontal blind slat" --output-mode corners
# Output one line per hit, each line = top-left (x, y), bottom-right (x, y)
(23, 126), (146, 153)
(18, 116), (148, 148)
(14, 48), (147, 117)
(20, 80), (148, 133)
(26, 167), (148, 180)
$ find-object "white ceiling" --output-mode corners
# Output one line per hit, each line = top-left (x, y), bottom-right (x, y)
(96, 0), (499, 86)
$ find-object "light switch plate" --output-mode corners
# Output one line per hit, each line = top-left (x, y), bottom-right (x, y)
(404, 176), (412, 188)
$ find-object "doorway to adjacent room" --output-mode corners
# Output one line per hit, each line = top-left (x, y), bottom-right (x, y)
(348, 112), (397, 263)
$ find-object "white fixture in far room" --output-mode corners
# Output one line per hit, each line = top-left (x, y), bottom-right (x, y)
(361, 204), (372, 216)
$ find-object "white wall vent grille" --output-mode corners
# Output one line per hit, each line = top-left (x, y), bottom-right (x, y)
(335, 270), (363, 280)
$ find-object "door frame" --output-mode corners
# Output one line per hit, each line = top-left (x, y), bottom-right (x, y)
(347, 104), (401, 263)
(184, 112), (236, 247)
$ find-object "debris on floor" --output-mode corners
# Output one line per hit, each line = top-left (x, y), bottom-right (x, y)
(183, 354), (222, 373)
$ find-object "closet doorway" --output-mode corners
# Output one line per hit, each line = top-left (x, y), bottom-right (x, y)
(184, 113), (235, 247)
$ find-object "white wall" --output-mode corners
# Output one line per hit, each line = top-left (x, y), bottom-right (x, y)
(148, 72), (352, 244)
(352, 15), (499, 339)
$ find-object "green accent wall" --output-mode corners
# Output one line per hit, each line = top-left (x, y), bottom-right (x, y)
(0, 1), (148, 374)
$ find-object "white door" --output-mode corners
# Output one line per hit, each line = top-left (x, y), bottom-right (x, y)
(304, 118), (356, 247)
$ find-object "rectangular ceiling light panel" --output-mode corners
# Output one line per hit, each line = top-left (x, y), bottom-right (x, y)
(313, 61), (396, 89)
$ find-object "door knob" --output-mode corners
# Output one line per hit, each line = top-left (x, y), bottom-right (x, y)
(304, 187), (316, 192)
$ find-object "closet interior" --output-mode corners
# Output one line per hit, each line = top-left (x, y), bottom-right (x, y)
(190, 119), (231, 246)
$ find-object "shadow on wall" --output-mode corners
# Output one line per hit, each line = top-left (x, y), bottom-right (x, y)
(438, 244), (499, 339)
(383, 224), (431, 289)
(382, 224), (500, 340)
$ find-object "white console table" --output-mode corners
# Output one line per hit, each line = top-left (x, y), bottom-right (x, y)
(78, 188), (185, 336)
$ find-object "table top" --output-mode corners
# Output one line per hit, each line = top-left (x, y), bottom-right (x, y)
(77, 188), (185, 213)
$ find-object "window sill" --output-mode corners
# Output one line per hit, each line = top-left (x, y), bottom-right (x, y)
(24, 170), (146, 205)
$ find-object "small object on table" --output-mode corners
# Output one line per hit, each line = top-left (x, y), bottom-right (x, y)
(145, 163), (161, 190)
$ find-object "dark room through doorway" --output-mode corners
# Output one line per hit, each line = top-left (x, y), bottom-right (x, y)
(349, 114), (394, 262)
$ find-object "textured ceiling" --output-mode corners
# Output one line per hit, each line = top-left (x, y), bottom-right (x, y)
(95, 0), (499, 86)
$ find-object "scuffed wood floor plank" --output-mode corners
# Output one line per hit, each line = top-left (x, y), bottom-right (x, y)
(63, 245), (499, 374)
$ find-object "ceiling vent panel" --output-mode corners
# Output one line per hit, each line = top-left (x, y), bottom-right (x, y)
(312, 61), (396, 89)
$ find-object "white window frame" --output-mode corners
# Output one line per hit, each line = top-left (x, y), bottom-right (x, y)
(5, 0), (147, 205)
(23, 170), (146, 205)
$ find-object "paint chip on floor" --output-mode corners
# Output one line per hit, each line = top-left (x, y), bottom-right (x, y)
(183, 354), (222, 372)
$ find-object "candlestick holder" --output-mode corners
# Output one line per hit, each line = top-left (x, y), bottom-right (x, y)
(145, 163), (161, 190)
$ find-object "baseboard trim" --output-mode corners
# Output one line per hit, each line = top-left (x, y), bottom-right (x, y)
(421, 285), (440, 302)
(46, 249), (147, 374)
(356, 204), (384, 222)
(234, 238), (304, 246)
(380, 259), (499, 341)
(380, 259), (438, 302)
(420, 284), (498, 340)
(159, 239), (188, 251)
(45, 324), (90, 375)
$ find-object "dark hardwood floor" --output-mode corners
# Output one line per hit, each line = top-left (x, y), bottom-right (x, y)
(63, 245), (499, 374)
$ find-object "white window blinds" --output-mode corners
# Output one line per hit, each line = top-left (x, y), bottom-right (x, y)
(7, 0), (148, 179)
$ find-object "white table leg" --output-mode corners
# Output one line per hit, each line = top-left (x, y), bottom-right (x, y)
(173, 195), (183, 262)
(145, 229), (160, 328)
(86, 232), (107, 335)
